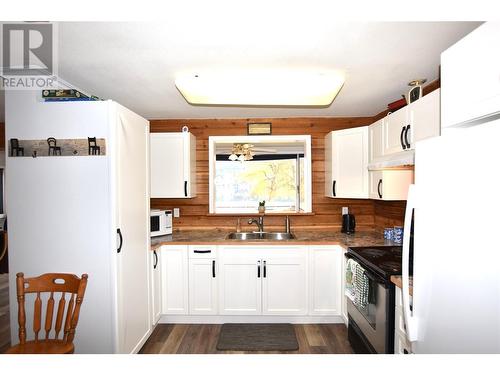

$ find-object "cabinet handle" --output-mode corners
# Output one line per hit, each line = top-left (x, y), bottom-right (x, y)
(400, 126), (407, 150)
(263, 260), (267, 278)
(184, 180), (188, 197)
(257, 260), (261, 278)
(377, 179), (383, 199)
(153, 250), (158, 269)
(117, 228), (123, 254)
(404, 125), (411, 149)
(332, 180), (337, 197)
(212, 260), (216, 278)
(194, 250), (211, 254)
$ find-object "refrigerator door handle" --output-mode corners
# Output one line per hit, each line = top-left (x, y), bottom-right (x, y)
(403, 184), (418, 342)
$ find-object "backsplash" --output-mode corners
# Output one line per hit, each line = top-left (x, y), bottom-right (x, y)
(150, 117), (380, 231)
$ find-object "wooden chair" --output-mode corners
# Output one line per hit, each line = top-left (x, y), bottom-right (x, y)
(5, 272), (88, 354)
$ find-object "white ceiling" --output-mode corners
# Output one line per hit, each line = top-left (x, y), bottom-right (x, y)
(1, 21), (481, 121)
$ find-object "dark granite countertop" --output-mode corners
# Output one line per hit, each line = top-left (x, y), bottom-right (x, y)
(151, 229), (396, 250)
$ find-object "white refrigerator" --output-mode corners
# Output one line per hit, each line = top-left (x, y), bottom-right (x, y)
(401, 22), (500, 353)
(5, 90), (152, 353)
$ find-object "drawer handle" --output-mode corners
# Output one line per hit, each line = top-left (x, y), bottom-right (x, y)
(194, 250), (211, 254)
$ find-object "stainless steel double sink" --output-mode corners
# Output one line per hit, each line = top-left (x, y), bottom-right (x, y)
(225, 232), (295, 241)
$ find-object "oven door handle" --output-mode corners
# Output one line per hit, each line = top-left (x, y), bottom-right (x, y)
(403, 184), (418, 342)
(344, 252), (389, 286)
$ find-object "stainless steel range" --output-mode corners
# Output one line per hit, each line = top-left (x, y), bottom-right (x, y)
(345, 245), (406, 354)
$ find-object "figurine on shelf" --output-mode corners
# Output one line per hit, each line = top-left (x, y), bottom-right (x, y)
(258, 200), (266, 214)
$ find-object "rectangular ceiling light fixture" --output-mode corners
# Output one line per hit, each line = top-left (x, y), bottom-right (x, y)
(175, 70), (345, 106)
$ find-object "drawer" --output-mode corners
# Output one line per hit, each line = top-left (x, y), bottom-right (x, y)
(394, 331), (412, 354)
(189, 245), (217, 258)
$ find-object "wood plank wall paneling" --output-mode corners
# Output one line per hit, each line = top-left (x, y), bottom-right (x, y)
(150, 117), (376, 231)
(373, 200), (406, 231)
(150, 79), (439, 232)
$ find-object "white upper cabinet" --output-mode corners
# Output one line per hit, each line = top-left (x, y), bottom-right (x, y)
(408, 89), (440, 144)
(150, 132), (197, 198)
(369, 119), (385, 163)
(369, 169), (414, 201)
(383, 108), (409, 155)
(383, 89), (440, 154)
(324, 126), (369, 199)
(441, 23), (500, 128)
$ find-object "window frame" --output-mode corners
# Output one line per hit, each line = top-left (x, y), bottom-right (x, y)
(208, 135), (312, 214)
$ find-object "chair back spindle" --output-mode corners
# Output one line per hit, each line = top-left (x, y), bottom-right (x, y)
(15, 272), (88, 346)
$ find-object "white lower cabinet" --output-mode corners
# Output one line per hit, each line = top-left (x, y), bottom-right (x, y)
(394, 286), (413, 354)
(309, 246), (342, 316)
(151, 249), (162, 324)
(160, 245), (189, 315)
(188, 246), (218, 315)
(218, 250), (262, 315)
(262, 251), (308, 315)
(158, 244), (343, 321)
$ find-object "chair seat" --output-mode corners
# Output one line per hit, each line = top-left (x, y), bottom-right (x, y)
(5, 340), (74, 354)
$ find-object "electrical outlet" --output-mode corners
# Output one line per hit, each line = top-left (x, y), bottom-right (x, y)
(342, 207), (349, 215)
(173, 208), (180, 218)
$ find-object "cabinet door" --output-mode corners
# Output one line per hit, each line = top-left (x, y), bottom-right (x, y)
(189, 258), (218, 315)
(441, 23), (500, 128)
(329, 127), (369, 198)
(161, 245), (189, 315)
(369, 119), (384, 163)
(218, 253), (262, 315)
(151, 250), (162, 324)
(309, 246), (342, 316)
(383, 109), (408, 155)
(369, 170), (383, 200)
(150, 133), (185, 198)
(409, 89), (440, 145)
(262, 250), (308, 315)
(115, 105), (151, 353)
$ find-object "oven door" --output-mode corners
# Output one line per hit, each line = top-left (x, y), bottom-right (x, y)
(345, 256), (394, 353)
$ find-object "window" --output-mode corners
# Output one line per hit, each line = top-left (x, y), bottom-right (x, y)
(209, 135), (312, 214)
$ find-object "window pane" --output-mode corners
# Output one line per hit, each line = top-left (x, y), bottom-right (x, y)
(215, 158), (299, 213)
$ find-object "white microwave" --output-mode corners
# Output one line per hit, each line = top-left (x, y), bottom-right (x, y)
(150, 209), (172, 237)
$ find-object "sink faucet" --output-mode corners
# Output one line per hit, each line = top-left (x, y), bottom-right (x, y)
(248, 216), (265, 233)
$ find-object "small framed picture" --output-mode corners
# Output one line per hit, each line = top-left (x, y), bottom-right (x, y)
(247, 122), (272, 135)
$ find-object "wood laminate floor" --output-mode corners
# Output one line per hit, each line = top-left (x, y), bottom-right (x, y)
(0, 273), (10, 353)
(1, 273), (352, 354)
(139, 323), (353, 354)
